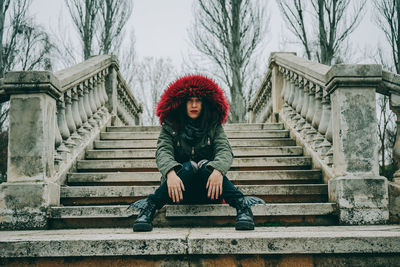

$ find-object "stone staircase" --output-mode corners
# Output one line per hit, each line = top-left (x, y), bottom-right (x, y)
(49, 123), (337, 229)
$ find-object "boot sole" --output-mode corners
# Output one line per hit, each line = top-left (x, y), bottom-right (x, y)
(133, 222), (153, 232)
(235, 221), (255, 230)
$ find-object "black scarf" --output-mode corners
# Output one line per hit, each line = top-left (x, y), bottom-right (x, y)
(180, 117), (206, 146)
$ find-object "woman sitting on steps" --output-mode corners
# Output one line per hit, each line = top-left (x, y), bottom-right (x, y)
(129, 74), (264, 232)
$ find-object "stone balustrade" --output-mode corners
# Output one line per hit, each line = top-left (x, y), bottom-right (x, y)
(249, 52), (400, 225)
(0, 55), (142, 229)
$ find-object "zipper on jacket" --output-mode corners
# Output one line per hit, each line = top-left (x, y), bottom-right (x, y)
(191, 147), (195, 157)
(207, 137), (210, 145)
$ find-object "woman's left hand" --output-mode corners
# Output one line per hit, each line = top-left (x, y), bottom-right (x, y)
(206, 169), (223, 200)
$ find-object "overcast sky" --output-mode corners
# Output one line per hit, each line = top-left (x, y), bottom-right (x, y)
(30, 0), (387, 71)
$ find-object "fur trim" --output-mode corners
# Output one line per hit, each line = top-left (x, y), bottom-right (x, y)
(156, 75), (229, 124)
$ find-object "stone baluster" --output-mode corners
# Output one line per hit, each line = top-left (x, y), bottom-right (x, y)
(300, 79), (310, 118)
(312, 86), (323, 130)
(100, 70), (108, 113)
(287, 72), (296, 107)
(295, 77), (304, 114)
(306, 83), (316, 124)
(71, 87), (87, 136)
(286, 74), (297, 124)
(88, 78), (101, 123)
(295, 78), (306, 131)
(310, 86), (325, 147)
(316, 93), (332, 155)
(57, 97), (75, 149)
(64, 91), (81, 144)
(83, 81), (97, 127)
(303, 83), (317, 141)
(94, 74), (105, 120)
(54, 108), (67, 166)
(78, 84), (92, 130)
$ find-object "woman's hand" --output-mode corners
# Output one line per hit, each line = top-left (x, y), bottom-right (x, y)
(167, 170), (185, 203)
(206, 169), (223, 200)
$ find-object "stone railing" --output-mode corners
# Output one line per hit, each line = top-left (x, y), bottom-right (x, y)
(249, 52), (400, 225)
(0, 55), (142, 229)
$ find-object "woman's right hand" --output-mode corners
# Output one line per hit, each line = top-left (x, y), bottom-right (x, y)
(167, 170), (185, 203)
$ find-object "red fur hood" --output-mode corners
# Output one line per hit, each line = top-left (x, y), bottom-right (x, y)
(156, 75), (230, 124)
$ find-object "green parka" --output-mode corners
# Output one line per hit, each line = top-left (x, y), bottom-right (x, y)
(156, 119), (233, 184)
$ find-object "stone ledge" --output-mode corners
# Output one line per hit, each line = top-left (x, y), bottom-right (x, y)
(106, 123), (285, 132)
(67, 169), (322, 184)
(60, 184), (327, 198)
(49, 203), (336, 219)
(1, 226), (399, 257)
(100, 130), (290, 140)
(76, 157), (313, 170)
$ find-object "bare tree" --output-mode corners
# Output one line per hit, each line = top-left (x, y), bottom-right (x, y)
(377, 94), (396, 179)
(65, 0), (100, 60)
(277, 0), (365, 65)
(120, 30), (136, 89)
(98, 0), (132, 55)
(133, 57), (175, 125)
(375, 0), (400, 74)
(189, 0), (266, 122)
(277, 0), (312, 60)
(374, 0), (400, 179)
(0, 0), (53, 179)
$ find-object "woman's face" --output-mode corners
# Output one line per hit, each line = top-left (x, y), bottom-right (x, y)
(186, 97), (202, 119)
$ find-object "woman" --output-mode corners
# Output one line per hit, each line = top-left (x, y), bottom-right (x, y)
(130, 75), (264, 232)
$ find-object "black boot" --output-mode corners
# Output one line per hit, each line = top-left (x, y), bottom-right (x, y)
(131, 198), (157, 232)
(232, 197), (255, 230)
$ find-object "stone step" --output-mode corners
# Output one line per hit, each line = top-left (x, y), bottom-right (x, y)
(106, 123), (285, 132)
(94, 138), (296, 149)
(85, 146), (304, 159)
(60, 184), (327, 198)
(50, 203), (336, 219)
(2, 226), (399, 260)
(76, 157), (312, 171)
(67, 170), (322, 185)
(100, 130), (290, 140)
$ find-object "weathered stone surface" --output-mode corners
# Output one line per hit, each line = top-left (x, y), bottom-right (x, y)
(389, 182), (400, 223)
(1, 226), (399, 258)
(0, 182), (59, 230)
(76, 157), (312, 171)
(0, 228), (188, 257)
(85, 146), (303, 159)
(8, 94), (56, 181)
(330, 87), (379, 176)
(49, 203), (335, 219)
(94, 138), (297, 149)
(67, 169), (322, 184)
(188, 225), (400, 255)
(3, 71), (62, 99)
(100, 130), (290, 140)
(329, 176), (389, 224)
(166, 203), (335, 217)
(60, 184), (327, 198)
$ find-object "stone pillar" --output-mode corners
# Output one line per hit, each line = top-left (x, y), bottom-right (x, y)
(0, 71), (61, 230)
(326, 64), (389, 225)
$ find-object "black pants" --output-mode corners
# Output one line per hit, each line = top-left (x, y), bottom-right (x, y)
(148, 161), (244, 209)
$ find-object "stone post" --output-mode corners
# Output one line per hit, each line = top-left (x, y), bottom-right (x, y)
(326, 64), (389, 225)
(0, 71), (62, 229)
